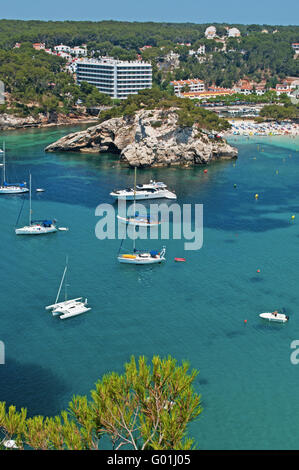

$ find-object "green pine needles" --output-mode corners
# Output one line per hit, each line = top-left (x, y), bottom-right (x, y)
(0, 355), (202, 450)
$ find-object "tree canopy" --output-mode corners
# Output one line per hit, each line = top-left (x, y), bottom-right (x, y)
(0, 355), (202, 450)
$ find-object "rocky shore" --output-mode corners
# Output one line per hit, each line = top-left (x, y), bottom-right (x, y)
(0, 112), (98, 130)
(45, 108), (238, 167)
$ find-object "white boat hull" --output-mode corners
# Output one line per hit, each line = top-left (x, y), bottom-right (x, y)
(110, 190), (176, 200)
(117, 215), (161, 227)
(15, 224), (57, 235)
(60, 306), (91, 320)
(0, 186), (29, 194)
(259, 312), (289, 323)
(118, 254), (165, 264)
(46, 297), (91, 319)
(45, 297), (83, 311)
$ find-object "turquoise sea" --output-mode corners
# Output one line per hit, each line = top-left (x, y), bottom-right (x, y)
(0, 126), (299, 450)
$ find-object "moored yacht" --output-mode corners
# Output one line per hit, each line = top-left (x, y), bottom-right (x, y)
(15, 174), (57, 235)
(118, 247), (166, 265)
(110, 186), (176, 200)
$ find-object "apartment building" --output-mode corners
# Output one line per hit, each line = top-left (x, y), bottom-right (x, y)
(76, 57), (152, 99)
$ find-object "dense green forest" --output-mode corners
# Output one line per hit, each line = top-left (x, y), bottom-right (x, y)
(0, 20), (298, 121)
(0, 19), (298, 50)
(0, 43), (111, 117)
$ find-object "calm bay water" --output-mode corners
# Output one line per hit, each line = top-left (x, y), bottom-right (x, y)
(0, 126), (299, 449)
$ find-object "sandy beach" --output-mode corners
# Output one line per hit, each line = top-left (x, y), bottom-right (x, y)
(224, 119), (299, 137)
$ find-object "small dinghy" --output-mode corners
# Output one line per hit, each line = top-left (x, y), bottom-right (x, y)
(259, 311), (289, 323)
(36, 188), (45, 193)
(174, 257), (186, 262)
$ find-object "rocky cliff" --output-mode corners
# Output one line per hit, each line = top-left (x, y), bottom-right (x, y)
(45, 108), (238, 167)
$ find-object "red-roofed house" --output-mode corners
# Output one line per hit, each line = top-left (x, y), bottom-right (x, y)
(33, 43), (45, 51)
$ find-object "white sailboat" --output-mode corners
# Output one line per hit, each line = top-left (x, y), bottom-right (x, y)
(45, 258), (91, 320)
(0, 143), (29, 194)
(15, 174), (57, 235)
(117, 167), (166, 265)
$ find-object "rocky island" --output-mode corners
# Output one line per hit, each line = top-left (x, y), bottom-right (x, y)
(45, 108), (238, 167)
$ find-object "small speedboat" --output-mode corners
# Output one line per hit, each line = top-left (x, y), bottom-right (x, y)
(259, 312), (289, 323)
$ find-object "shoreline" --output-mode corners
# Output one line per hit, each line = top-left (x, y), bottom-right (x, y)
(223, 119), (299, 137)
(0, 116), (99, 131)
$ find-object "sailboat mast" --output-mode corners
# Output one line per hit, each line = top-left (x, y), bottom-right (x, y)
(133, 167), (136, 252)
(64, 256), (68, 301)
(2, 142), (5, 185)
(55, 258), (68, 304)
(29, 173), (32, 226)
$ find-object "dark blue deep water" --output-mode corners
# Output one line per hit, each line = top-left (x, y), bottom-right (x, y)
(0, 126), (299, 449)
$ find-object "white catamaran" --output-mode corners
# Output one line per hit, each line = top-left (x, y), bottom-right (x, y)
(45, 258), (91, 320)
(0, 143), (29, 195)
(117, 168), (166, 265)
(15, 174), (57, 235)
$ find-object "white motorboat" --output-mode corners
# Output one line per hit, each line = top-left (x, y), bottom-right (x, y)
(46, 258), (91, 319)
(259, 312), (289, 323)
(110, 178), (176, 200)
(117, 168), (166, 265)
(111, 187), (176, 200)
(0, 143), (29, 195)
(15, 174), (57, 235)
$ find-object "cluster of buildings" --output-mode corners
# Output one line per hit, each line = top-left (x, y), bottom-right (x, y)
(171, 79), (236, 99)
(14, 42), (88, 59)
(170, 76), (299, 100)
(204, 26), (241, 39)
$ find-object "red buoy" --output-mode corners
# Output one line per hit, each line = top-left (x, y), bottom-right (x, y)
(175, 258), (186, 262)
(204, 169), (208, 173)
(257, 269), (261, 273)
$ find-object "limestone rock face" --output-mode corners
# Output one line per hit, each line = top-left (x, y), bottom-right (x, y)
(45, 108), (238, 167)
(0, 113), (41, 129)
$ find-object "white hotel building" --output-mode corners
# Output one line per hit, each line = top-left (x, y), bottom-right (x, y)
(76, 58), (152, 99)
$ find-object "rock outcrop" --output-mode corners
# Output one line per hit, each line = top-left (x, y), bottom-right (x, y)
(45, 108), (238, 167)
(0, 112), (98, 130)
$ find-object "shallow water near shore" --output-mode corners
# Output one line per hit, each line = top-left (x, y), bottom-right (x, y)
(0, 127), (299, 449)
